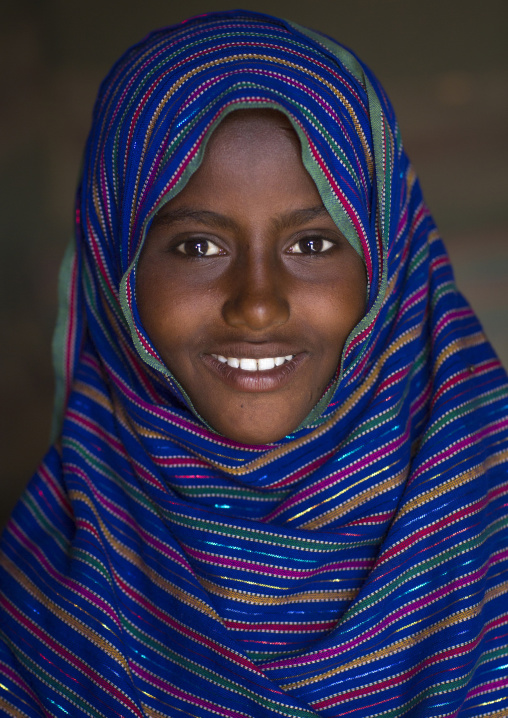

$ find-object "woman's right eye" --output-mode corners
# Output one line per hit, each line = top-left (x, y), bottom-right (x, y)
(175, 238), (223, 257)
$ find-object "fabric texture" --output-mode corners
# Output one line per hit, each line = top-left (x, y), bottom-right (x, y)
(2, 10), (508, 717)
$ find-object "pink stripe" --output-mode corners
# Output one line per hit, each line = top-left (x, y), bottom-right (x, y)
(378, 492), (493, 566)
(86, 220), (116, 298)
(37, 462), (72, 518)
(68, 406), (170, 492)
(466, 675), (508, 700)
(409, 377), (432, 420)
(433, 307), (475, 339)
(398, 285), (427, 318)
(68, 408), (124, 453)
(109, 365), (270, 450)
(430, 254), (451, 272)
(266, 450), (335, 490)
(170, 40), (367, 111)
(308, 141), (371, 275)
(314, 627), (486, 709)
(377, 365), (411, 394)
(432, 359), (499, 406)
(225, 619), (336, 632)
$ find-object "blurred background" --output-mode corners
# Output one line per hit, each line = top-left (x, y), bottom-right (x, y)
(1, 0), (507, 529)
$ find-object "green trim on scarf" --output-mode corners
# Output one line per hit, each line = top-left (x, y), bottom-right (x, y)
(50, 239), (76, 442)
(120, 100), (368, 436)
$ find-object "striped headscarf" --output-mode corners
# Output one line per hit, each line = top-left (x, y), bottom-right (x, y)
(2, 10), (508, 717)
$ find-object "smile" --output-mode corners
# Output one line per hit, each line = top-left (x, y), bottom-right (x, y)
(211, 354), (294, 371)
(201, 351), (307, 395)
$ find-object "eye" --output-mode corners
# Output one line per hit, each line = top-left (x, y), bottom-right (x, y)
(288, 236), (335, 254)
(175, 238), (224, 257)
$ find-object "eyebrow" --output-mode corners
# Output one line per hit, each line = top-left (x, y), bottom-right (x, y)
(150, 205), (330, 232)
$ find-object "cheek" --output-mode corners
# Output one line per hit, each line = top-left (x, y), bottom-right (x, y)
(339, 257), (368, 321)
(137, 271), (222, 369)
(137, 269), (187, 354)
(306, 270), (366, 348)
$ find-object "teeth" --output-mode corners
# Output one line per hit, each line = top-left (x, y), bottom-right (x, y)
(258, 357), (275, 371)
(240, 358), (257, 371)
(212, 354), (294, 371)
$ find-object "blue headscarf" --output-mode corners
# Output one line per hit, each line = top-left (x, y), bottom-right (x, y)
(1, 10), (508, 717)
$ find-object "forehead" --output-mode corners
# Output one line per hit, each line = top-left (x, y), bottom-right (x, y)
(201, 108), (301, 161)
(210, 107), (296, 134)
(153, 108), (322, 219)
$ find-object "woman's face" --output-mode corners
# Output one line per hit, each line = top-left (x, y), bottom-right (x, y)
(136, 111), (366, 444)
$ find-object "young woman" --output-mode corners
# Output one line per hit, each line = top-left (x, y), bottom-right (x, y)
(1, 10), (507, 717)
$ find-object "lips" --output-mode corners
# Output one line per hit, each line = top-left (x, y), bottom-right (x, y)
(201, 350), (306, 392)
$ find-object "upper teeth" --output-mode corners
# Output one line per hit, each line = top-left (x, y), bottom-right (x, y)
(212, 355), (294, 371)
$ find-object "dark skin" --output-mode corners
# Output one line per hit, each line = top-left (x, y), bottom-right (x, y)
(136, 110), (367, 445)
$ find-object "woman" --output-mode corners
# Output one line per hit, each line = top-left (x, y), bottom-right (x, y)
(1, 10), (507, 717)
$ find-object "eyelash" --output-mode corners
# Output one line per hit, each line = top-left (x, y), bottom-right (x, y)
(174, 235), (336, 257)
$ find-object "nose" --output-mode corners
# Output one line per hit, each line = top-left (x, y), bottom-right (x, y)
(221, 253), (290, 331)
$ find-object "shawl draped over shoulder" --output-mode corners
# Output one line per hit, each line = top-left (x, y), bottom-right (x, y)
(1, 10), (508, 718)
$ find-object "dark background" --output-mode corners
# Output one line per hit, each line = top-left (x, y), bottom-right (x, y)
(1, 0), (507, 528)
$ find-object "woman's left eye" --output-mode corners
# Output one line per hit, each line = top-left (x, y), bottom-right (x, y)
(175, 238), (223, 257)
(288, 237), (334, 254)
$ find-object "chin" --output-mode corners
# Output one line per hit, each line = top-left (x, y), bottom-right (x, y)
(192, 391), (313, 446)
(209, 416), (299, 446)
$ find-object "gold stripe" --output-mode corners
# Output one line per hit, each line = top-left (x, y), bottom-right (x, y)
(434, 331), (485, 374)
(199, 577), (357, 605)
(396, 446), (508, 522)
(74, 379), (112, 414)
(299, 464), (408, 529)
(466, 702), (508, 716)
(0, 695), (34, 718)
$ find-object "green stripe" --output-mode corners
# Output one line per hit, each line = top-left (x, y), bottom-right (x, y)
(168, 512), (376, 550)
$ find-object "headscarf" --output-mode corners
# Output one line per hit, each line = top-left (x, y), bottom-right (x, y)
(1, 10), (508, 717)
